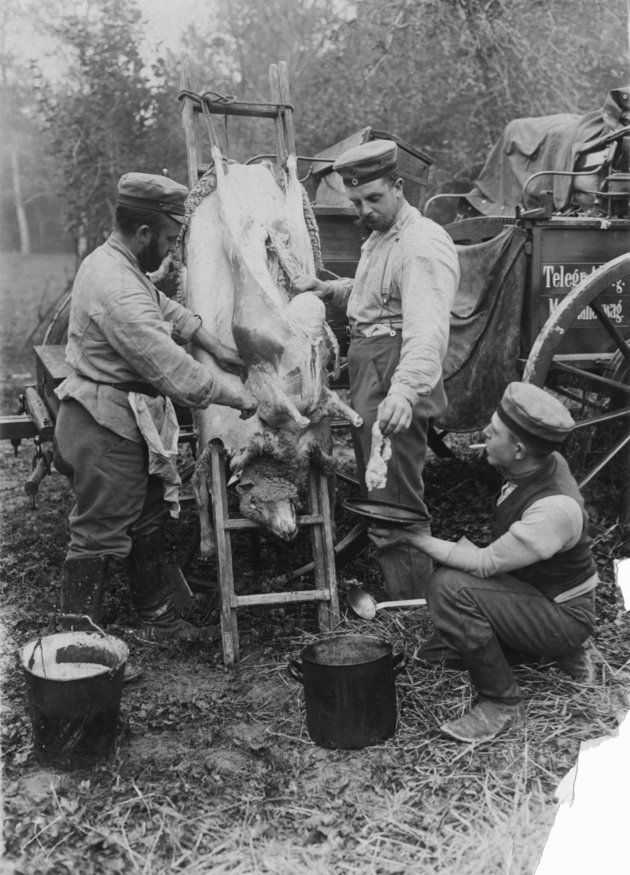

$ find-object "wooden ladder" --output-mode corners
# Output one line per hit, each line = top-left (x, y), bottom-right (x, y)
(209, 441), (339, 665)
(179, 60), (341, 666)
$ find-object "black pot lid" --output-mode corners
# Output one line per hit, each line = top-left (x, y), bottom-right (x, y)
(342, 498), (431, 528)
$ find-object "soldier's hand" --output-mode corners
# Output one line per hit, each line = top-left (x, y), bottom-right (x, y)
(377, 394), (412, 436)
(293, 275), (330, 299)
(212, 343), (247, 379)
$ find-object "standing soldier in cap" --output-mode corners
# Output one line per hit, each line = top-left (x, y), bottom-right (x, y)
(387, 382), (599, 743)
(295, 139), (460, 600)
(54, 172), (257, 643)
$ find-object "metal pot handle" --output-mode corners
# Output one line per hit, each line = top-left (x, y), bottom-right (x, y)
(56, 613), (111, 641)
(392, 651), (408, 676)
(287, 659), (304, 684)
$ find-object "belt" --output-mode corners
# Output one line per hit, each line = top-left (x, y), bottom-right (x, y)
(81, 374), (160, 398)
(349, 323), (402, 340)
(110, 381), (160, 398)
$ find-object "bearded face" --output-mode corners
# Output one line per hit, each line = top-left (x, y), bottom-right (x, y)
(137, 233), (163, 273)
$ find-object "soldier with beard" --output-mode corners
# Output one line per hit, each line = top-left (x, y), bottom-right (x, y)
(295, 141), (460, 600)
(54, 172), (257, 644)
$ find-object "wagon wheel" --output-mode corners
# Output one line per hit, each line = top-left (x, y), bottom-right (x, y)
(523, 252), (630, 520)
(42, 293), (72, 345)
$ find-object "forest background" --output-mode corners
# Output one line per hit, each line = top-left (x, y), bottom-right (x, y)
(1, 0), (628, 260)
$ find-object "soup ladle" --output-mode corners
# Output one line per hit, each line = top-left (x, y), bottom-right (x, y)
(347, 585), (427, 620)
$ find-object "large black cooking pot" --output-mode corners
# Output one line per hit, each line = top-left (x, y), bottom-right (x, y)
(287, 633), (406, 750)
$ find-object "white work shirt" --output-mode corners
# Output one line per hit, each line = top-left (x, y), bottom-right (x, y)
(328, 201), (460, 401)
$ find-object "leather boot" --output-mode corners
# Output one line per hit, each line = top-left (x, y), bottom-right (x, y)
(375, 539), (433, 600)
(440, 636), (526, 744)
(59, 555), (108, 630)
(60, 556), (143, 683)
(124, 528), (216, 643)
(555, 638), (598, 684)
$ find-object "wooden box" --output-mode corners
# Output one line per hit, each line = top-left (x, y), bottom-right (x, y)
(308, 126), (434, 213)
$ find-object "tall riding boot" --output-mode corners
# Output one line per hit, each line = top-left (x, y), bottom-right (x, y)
(124, 528), (214, 643)
(440, 636), (526, 743)
(59, 555), (108, 630)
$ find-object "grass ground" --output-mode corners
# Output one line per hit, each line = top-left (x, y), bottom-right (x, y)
(1, 254), (629, 874)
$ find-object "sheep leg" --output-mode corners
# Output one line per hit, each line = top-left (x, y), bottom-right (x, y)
(321, 386), (363, 428)
(192, 451), (216, 559)
(249, 370), (310, 428)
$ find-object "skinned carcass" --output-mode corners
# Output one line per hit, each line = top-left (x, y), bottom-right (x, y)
(185, 148), (362, 557)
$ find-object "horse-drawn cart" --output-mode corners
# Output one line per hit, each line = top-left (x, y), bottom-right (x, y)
(310, 99), (630, 520)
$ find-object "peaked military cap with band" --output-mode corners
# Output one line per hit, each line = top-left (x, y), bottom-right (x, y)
(497, 382), (575, 444)
(333, 139), (399, 186)
(116, 172), (188, 224)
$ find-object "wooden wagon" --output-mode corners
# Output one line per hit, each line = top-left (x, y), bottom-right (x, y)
(308, 109), (630, 522)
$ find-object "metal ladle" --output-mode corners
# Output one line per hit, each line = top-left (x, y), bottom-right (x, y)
(347, 586), (427, 620)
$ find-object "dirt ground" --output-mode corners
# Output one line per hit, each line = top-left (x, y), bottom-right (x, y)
(2, 254), (630, 874)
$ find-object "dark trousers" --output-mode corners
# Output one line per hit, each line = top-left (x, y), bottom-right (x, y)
(427, 567), (595, 658)
(54, 399), (166, 560)
(348, 334), (447, 599)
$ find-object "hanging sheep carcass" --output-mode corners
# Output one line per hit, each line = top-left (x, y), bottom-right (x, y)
(183, 147), (362, 557)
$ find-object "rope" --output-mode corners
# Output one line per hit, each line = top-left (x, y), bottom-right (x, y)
(177, 88), (294, 113)
(302, 187), (324, 274)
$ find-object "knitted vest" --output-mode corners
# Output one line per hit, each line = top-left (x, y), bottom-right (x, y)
(491, 452), (597, 600)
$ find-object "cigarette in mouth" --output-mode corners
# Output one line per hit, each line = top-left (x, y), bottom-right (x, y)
(468, 443), (486, 450)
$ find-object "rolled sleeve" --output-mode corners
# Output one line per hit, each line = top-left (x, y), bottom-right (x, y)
(157, 290), (202, 341)
(328, 278), (354, 310)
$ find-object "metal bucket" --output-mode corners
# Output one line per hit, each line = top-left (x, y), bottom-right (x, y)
(287, 633), (406, 749)
(20, 631), (128, 769)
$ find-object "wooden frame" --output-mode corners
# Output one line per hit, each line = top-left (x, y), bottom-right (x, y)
(179, 60), (341, 666)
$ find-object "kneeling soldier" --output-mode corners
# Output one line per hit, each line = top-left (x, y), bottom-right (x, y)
(381, 382), (598, 743)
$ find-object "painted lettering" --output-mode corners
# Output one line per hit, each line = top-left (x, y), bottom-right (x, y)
(542, 263), (601, 291)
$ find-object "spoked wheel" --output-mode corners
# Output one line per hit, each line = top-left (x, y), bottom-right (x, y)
(42, 293), (72, 345)
(523, 252), (630, 519)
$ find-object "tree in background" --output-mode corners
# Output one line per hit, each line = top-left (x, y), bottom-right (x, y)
(3, 0), (629, 255)
(166, 0), (629, 190)
(177, 0), (350, 162)
(295, 0), (629, 186)
(0, 0), (60, 254)
(33, 0), (186, 257)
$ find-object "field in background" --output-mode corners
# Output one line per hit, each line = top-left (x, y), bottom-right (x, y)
(0, 253), (75, 411)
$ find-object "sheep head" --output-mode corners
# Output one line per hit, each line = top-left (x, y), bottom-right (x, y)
(236, 456), (300, 541)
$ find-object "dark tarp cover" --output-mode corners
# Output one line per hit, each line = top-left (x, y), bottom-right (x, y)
(465, 87), (630, 217)
(438, 224), (527, 432)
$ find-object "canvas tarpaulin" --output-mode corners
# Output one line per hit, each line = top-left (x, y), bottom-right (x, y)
(465, 87), (630, 217)
(437, 224), (527, 432)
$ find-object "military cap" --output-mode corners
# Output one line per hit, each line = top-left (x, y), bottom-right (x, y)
(333, 139), (398, 186)
(116, 172), (188, 223)
(497, 382), (575, 443)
